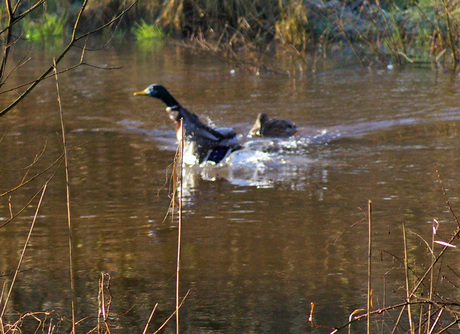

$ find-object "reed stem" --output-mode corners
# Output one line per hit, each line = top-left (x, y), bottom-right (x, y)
(427, 220), (437, 333)
(367, 199), (372, 334)
(176, 119), (184, 334)
(54, 58), (76, 334)
(403, 222), (414, 334)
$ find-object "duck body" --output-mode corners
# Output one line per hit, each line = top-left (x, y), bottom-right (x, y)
(134, 84), (241, 164)
(249, 113), (298, 138)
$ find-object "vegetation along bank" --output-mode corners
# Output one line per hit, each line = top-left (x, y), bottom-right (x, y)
(6, 0), (460, 71)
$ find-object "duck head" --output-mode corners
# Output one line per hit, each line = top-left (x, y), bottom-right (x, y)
(133, 84), (179, 108)
(248, 112), (298, 138)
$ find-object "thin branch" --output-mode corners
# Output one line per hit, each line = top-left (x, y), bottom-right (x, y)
(0, 152), (64, 198)
(0, 141), (47, 171)
(0, 0), (138, 118)
(0, 0), (16, 84)
(0, 61), (121, 97)
(0, 181), (51, 229)
(73, 0), (139, 42)
(0, 0), (47, 35)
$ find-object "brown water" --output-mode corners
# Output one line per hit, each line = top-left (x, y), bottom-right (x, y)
(1, 42), (460, 333)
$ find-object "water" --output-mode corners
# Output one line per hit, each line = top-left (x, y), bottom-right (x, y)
(1, 42), (460, 333)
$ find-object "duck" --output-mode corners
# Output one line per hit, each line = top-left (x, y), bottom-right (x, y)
(248, 113), (299, 138)
(134, 84), (241, 164)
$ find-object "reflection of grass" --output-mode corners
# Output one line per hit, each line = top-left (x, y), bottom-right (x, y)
(21, 12), (67, 43)
(136, 38), (164, 53)
(133, 20), (165, 41)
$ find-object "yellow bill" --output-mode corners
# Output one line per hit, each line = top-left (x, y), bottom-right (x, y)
(133, 89), (148, 96)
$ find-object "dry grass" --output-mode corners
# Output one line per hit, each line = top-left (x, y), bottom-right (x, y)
(326, 168), (460, 333)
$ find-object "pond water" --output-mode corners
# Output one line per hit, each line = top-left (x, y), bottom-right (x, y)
(1, 41), (460, 333)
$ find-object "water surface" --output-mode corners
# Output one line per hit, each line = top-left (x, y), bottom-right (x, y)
(1, 42), (460, 333)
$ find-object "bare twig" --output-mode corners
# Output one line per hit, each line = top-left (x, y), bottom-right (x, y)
(335, 6), (366, 67)
(142, 303), (159, 334)
(0, 182), (52, 229)
(0, 61), (121, 97)
(0, 1), (46, 36)
(0, 152), (66, 229)
(0, 141), (47, 171)
(0, 151), (64, 198)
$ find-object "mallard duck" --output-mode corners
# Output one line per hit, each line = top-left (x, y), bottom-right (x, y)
(248, 113), (298, 138)
(134, 84), (241, 164)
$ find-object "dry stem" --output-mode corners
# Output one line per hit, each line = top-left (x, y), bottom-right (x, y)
(176, 120), (184, 333)
(53, 58), (76, 334)
(367, 199), (372, 334)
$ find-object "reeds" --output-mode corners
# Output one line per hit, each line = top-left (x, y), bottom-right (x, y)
(137, 0), (460, 69)
(8, 0), (460, 70)
(331, 169), (460, 333)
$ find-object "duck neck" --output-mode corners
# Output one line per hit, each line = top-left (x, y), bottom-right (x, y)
(160, 93), (179, 108)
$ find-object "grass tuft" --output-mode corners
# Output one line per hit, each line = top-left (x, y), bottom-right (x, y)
(21, 12), (67, 43)
(133, 20), (165, 41)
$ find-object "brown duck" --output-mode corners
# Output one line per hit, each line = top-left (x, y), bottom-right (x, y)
(248, 113), (298, 138)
